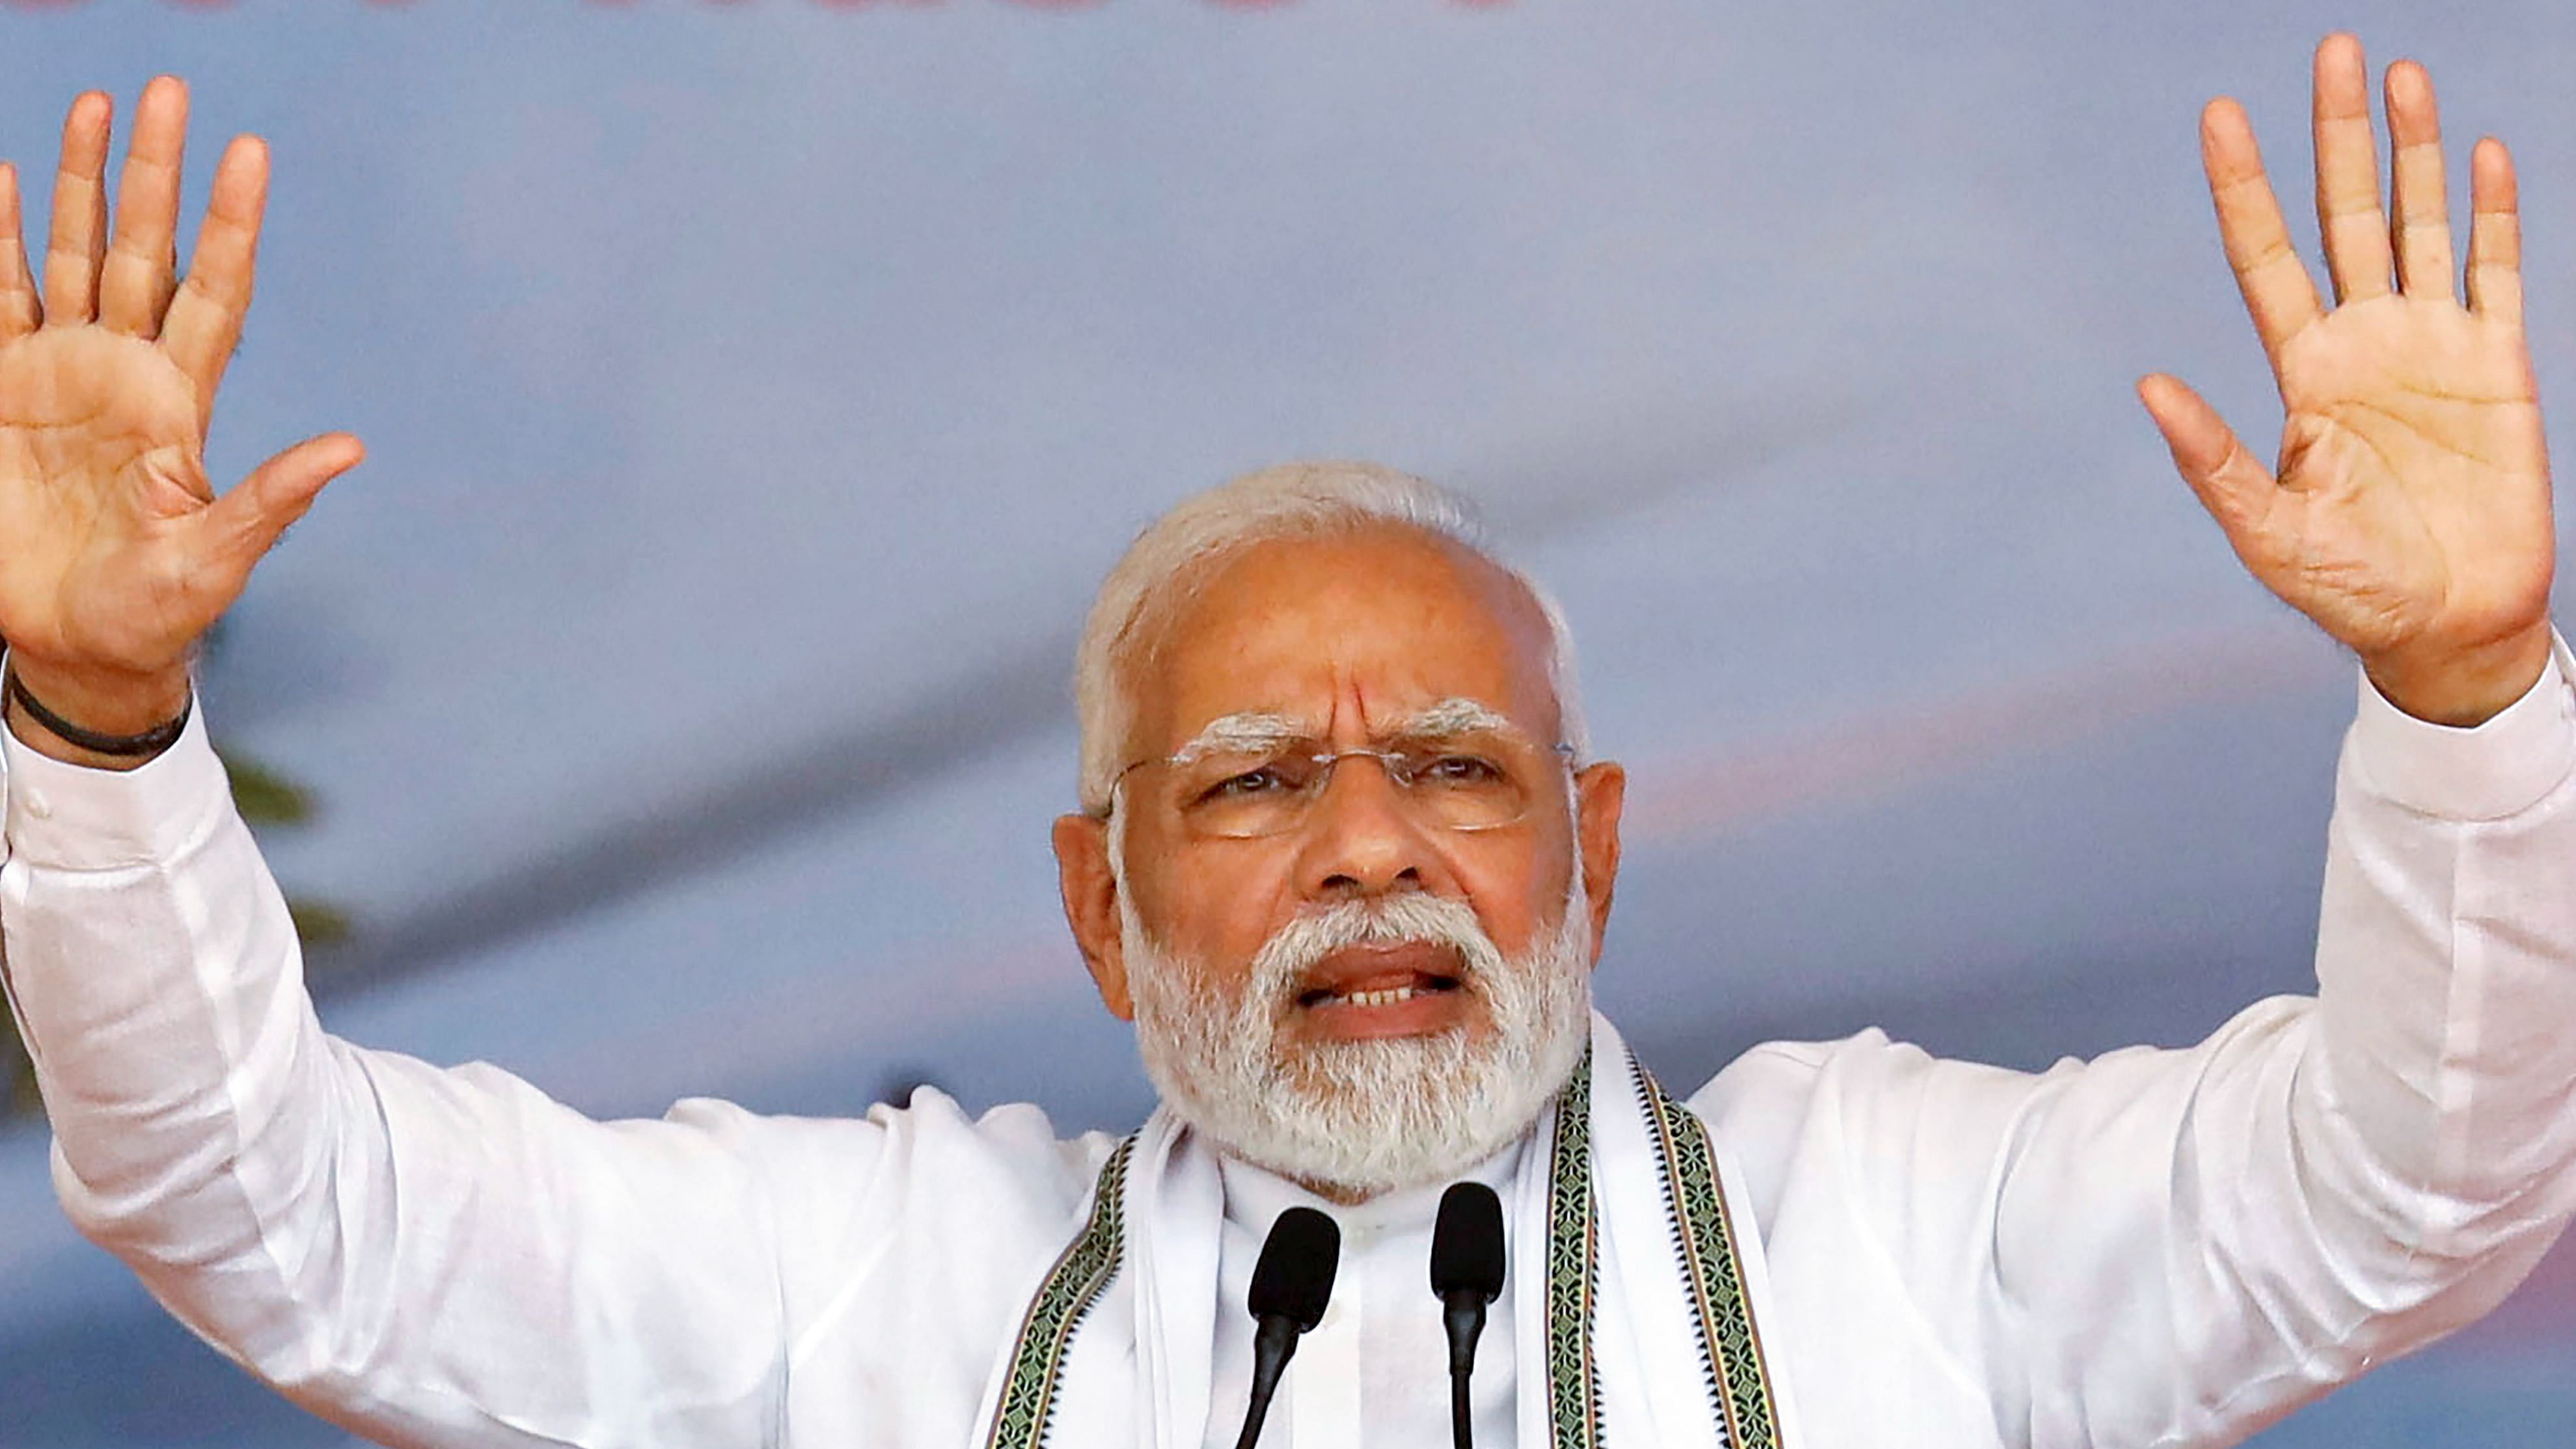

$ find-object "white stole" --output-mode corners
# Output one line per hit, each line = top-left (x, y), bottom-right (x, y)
(972, 1014), (1789, 1449)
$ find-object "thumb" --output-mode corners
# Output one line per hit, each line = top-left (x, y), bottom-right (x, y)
(192, 432), (364, 587)
(2137, 373), (2275, 536)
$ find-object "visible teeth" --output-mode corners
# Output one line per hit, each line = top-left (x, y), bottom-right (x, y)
(1337, 986), (1417, 1008)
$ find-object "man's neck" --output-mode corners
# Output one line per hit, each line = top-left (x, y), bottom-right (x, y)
(1216, 1135), (1528, 1233)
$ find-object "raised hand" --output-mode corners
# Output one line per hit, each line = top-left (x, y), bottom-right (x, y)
(2141, 34), (2555, 726)
(0, 77), (360, 759)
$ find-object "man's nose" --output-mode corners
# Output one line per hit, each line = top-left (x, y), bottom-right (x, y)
(1291, 753), (1434, 899)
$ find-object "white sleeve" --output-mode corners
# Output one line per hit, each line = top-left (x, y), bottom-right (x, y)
(0, 709), (841, 1448)
(1699, 634), (2576, 1448)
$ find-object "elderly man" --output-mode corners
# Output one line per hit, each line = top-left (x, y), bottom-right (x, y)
(1, 33), (2572, 1449)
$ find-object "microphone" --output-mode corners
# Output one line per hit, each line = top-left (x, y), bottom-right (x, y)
(1430, 1183), (1507, 1449)
(1233, 1206), (1341, 1449)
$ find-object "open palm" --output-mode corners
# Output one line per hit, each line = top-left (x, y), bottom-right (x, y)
(2141, 37), (2554, 726)
(0, 79), (358, 734)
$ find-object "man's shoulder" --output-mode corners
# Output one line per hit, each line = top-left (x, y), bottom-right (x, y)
(668, 1088), (1130, 1347)
(1677, 1028), (2077, 1185)
(661, 1085), (1125, 1217)
(1685, 1027), (1941, 1114)
(1680, 1020), (2246, 1135)
(1674, 998), (2323, 1206)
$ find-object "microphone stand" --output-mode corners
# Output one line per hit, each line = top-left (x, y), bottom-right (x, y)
(1431, 1183), (1506, 1449)
(1233, 1206), (1341, 1449)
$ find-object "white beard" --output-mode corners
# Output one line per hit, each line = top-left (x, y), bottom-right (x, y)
(1119, 878), (1595, 1200)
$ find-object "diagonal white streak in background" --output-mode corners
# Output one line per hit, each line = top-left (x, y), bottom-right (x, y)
(588, 621), (2353, 1111)
(1621, 624), (2353, 845)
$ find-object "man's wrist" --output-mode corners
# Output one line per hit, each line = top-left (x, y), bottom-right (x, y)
(1, 658), (194, 772)
(2348, 626), (2576, 823)
(2360, 623), (2556, 729)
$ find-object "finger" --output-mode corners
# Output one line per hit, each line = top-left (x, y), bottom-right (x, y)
(161, 134), (266, 409)
(2203, 98), (2325, 363)
(2384, 60), (2457, 302)
(2138, 373), (2278, 538)
(100, 76), (187, 338)
(43, 91), (112, 324)
(2311, 34), (2391, 303)
(2465, 137), (2521, 326)
(0, 163), (40, 337)
(191, 432), (363, 591)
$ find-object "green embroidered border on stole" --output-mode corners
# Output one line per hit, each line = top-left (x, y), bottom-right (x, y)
(1635, 1063), (1783, 1449)
(983, 1136), (1138, 1449)
(1544, 1050), (1604, 1449)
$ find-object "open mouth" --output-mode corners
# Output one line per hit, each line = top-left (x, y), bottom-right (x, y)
(1298, 973), (1464, 1010)
(1291, 940), (1471, 1015)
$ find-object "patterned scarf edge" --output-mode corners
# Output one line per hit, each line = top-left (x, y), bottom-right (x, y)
(982, 1047), (1781, 1449)
(982, 1135), (1138, 1449)
(1544, 1047), (1606, 1449)
(1633, 1056), (1783, 1449)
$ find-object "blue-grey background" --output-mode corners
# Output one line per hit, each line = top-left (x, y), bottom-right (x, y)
(1, 1), (2572, 1444)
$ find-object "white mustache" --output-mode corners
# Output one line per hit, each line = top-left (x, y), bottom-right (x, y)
(1120, 872), (1595, 1198)
(1248, 894), (1503, 1004)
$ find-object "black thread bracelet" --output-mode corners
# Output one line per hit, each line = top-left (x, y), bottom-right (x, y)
(5, 669), (192, 757)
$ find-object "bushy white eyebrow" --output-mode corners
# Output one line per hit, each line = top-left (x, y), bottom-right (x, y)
(1169, 711), (1310, 764)
(1397, 698), (1514, 738)
(1167, 698), (1513, 764)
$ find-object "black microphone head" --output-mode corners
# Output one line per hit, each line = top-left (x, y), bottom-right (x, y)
(1249, 1207), (1341, 1331)
(1431, 1182), (1506, 1303)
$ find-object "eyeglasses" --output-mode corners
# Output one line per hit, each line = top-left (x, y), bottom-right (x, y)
(1110, 727), (1579, 839)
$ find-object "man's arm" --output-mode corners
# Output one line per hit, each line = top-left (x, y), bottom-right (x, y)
(0, 85), (1125, 1448)
(1700, 645), (2576, 1447)
(0, 81), (871, 1448)
(1, 705), (819, 1446)
(1699, 34), (2573, 1448)
(1, 691), (1114, 1447)
(2018, 33), (2576, 1434)
(2001, 645), (2576, 1436)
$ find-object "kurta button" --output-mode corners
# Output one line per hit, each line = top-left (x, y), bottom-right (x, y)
(23, 790), (50, 819)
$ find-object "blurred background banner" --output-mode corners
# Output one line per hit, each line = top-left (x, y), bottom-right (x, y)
(3, 2), (2573, 1444)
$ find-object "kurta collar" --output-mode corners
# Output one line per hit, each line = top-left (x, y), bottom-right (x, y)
(1214, 1132), (1529, 1247)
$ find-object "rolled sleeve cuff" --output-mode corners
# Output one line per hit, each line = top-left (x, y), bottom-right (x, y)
(2348, 629), (2576, 822)
(2, 702), (233, 870)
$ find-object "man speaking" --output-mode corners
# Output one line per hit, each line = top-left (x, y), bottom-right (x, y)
(1, 33), (2572, 1449)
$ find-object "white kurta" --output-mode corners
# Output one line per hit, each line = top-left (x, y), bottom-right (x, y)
(4, 648), (2575, 1449)
(1209, 1146), (1526, 1449)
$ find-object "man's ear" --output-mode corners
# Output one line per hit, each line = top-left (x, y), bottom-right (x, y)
(1572, 762), (1625, 964)
(1052, 812), (1133, 1021)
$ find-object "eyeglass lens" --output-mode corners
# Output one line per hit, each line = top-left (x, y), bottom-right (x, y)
(1165, 735), (1545, 838)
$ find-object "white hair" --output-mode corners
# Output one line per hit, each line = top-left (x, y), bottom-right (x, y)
(1076, 461), (1589, 815)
